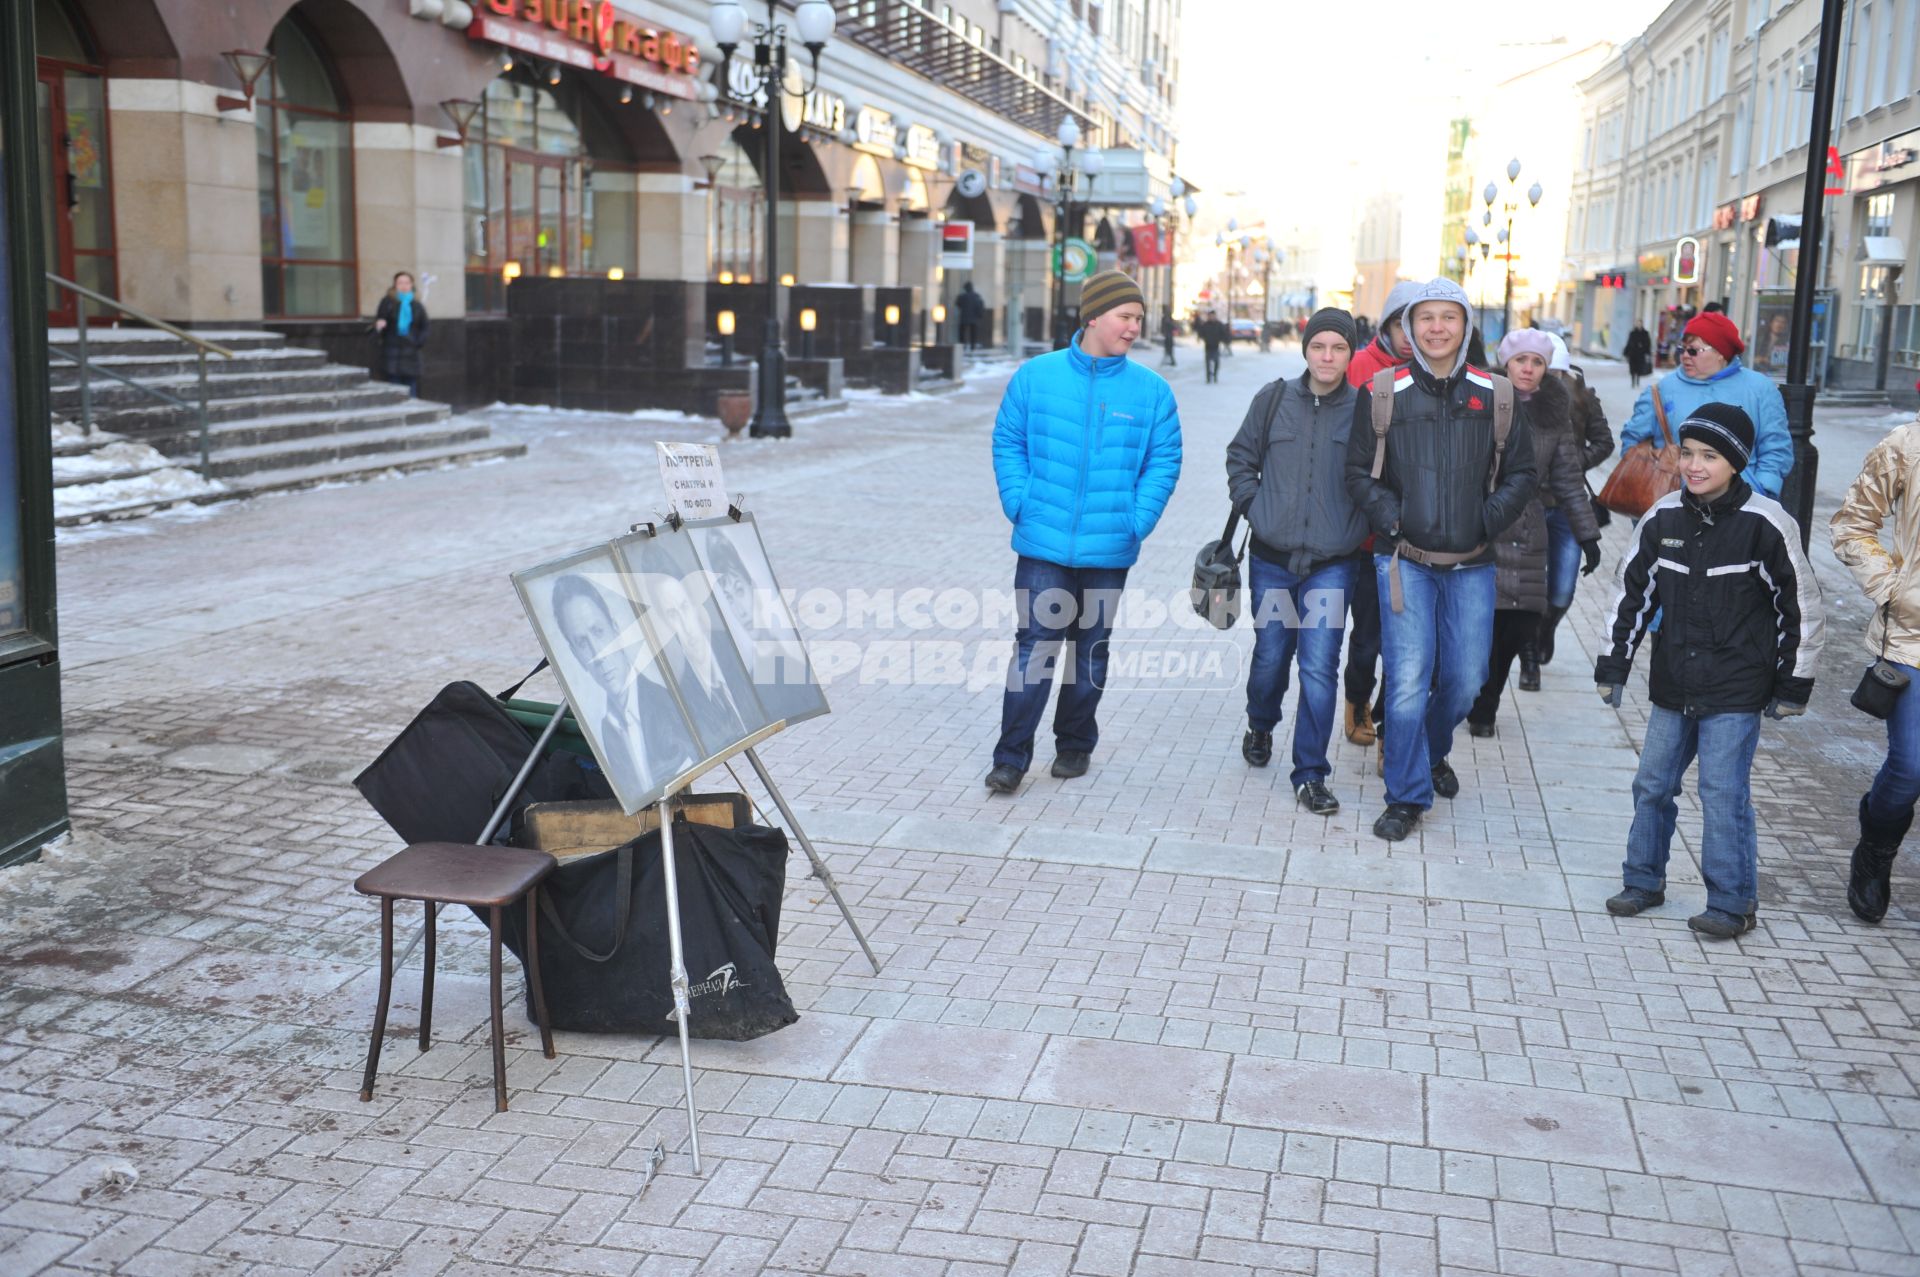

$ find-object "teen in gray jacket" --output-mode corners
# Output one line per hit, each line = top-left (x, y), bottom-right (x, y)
(1224, 308), (1369, 814)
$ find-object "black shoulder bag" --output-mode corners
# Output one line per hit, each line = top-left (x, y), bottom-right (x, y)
(1852, 603), (1910, 720)
(1190, 381), (1284, 630)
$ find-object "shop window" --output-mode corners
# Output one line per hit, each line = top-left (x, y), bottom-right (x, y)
(711, 139), (762, 281)
(34, 0), (116, 326)
(1865, 192), (1896, 239)
(464, 68), (637, 314)
(256, 17), (356, 317)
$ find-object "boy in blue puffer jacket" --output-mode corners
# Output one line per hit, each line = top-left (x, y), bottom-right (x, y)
(985, 270), (1183, 793)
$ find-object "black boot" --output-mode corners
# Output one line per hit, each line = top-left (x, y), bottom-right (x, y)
(1849, 795), (1912, 924)
(1535, 604), (1569, 667)
(1517, 641), (1542, 692)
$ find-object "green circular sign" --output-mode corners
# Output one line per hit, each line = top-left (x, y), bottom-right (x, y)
(1051, 237), (1097, 283)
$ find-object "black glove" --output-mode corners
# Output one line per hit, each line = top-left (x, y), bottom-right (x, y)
(1581, 540), (1602, 576)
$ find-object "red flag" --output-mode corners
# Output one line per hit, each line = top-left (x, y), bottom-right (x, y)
(1130, 222), (1171, 267)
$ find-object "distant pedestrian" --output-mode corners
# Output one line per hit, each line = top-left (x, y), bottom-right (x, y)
(1198, 311), (1229, 383)
(1617, 312), (1791, 497)
(1467, 330), (1602, 736)
(372, 271), (427, 397)
(956, 282), (985, 350)
(1345, 279), (1538, 842)
(1624, 323), (1653, 388)
(1161, 306), (1177, 367)
(1224, 308), (1367, 815)
(1599, 402), (1823, 940)
(986, 270), (1182, 794)
(1829, 414), (1920, 923)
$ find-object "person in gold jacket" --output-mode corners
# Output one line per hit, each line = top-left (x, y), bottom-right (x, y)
(1830, 416), (1920, 924)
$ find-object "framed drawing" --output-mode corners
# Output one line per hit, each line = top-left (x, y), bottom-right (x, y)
(688, 515), (829, 727)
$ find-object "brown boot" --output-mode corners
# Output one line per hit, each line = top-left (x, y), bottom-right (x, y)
(1344, 700), (1377, 746)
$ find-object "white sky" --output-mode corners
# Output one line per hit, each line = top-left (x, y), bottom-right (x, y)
(1172, 0), (1675, 291)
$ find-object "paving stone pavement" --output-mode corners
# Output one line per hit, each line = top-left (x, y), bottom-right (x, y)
(3, 342), (1918, 1277)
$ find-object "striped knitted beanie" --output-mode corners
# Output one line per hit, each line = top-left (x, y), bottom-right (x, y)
(1079, 270), (1145, 324)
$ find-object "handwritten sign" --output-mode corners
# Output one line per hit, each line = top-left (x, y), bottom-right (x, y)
(657, 442), (728, 519)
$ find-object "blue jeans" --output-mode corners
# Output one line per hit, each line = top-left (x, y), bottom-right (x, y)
(1545, 506), (1581, 610)
(1625, 706), (1762, 915)
(994, 557), (1129, 771)
(1245, 554), (1353, 786)
(1866, 661), (1920, 827)
(1374, 557), (1496, 807)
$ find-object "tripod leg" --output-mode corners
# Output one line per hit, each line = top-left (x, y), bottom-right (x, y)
(657, 799), (703, 1176)
(744, 747), (883, 974)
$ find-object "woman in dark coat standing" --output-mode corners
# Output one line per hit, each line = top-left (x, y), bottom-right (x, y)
(1624, 323), (1653, 388)
(1468, 330), (1603, 737)
(372, 270), (427, 396)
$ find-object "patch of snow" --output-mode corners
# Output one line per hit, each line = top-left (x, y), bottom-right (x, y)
(473, 401), (718, 425)
(54, 467), (227, 520)
(842, 387), (946, 403)
(51, 440), (173, 481)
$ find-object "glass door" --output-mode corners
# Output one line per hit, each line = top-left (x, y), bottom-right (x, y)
(506, 151), (566, 278)
(34, 60), (114, 326)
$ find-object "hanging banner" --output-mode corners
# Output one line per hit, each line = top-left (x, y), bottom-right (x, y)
(1130, 222), (1171, 267)
(940, 220), (975, 270)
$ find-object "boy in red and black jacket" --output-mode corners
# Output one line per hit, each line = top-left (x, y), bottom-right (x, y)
(1596, 402), (1825, 940)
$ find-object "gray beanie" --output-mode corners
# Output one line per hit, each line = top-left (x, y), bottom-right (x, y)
(1301, 308), (1356, 349)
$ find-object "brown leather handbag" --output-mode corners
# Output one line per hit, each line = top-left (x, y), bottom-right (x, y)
(1597, 391), (1684, 518)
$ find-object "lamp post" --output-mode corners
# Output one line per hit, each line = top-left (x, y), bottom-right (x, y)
(1157, 179), (1196, 340)
(1484, 161), (1544, 338)
(1042, 116), (1099, 350)
(708, 0), (836, 438)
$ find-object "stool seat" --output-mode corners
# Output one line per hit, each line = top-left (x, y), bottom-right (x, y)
(356, 841), (558, 1112)
(356, 842), (555, 907)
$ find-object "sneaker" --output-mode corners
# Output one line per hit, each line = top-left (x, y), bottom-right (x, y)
(984, 764), (1024, 794)
(1343, 701), (1377, 746)
(1051, 751), (1091, 779)
(1687, 908), (1758, 940)
(1467, 721), (1495, 738)
(1295, 781), (1339, 816)
(1430, 759), (1460, 799)
(1605, 886), (1665, 916)
(1372, 802), (1422, 842)
(1242, 728), (1273, 768)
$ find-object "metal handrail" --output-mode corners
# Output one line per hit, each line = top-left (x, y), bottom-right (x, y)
(46, 272), (236, 472)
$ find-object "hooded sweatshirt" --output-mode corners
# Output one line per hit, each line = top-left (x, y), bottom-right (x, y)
(1347, 279), (1422, 388)
(1400, 278), (1474, 381)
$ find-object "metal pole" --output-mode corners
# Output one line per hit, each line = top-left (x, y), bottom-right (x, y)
(748, 7), (791, 439)
(1051, 160), (1070, 350)
(75, 292), (91, 436)
(743, 746), (882, 974)
(657, 796), (704, 1175)
(1778, 0), (1844, 548)
(1503, 209), (1515, 337)
(197, 351), (211, 473)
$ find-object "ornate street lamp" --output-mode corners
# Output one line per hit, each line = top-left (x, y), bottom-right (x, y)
(1045, 115), (1099, 349)
(708, 0), (835, 437)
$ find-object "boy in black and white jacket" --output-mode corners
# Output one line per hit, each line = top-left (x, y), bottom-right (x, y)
(1595, 402), (1825, 940)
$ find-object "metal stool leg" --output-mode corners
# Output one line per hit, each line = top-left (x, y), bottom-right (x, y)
(488, 904), (508, 1112)
(526, 886), (555, 1059)
(360, 897), (395, 1101)
(419, 899), (436, 1052)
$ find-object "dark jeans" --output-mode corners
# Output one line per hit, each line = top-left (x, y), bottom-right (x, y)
(1375, 557), (1496, 807)
(1344, 558), (1382, 709)
(1469, 609), (1540, 727)
(1244, 554), (1353, 786)
(1204, 347), (1221, 382)
(1625, 707), (1763, 915)
(959, 321), (979, 350)
(382, 372), (419, 398)
(1866, 660), (1920, 828)
(993, 556), (1129, 771)
(1545, 506), (1581, 610)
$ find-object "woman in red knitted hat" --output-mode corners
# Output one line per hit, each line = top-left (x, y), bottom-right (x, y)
(1613, 311), (1792, 497)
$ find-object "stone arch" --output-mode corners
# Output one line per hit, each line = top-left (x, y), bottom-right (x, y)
(61, 0), (179, 77)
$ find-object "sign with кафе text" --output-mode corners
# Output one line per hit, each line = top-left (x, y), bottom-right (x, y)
(470, 0), (701, 98)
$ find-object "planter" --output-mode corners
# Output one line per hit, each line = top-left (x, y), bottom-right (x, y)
(715, 390), (753, 435)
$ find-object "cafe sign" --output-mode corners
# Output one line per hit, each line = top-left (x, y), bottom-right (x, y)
(471, 0), (701, 98)
(1847, 127), (1920, 194)
(853, 107), (899, 157)
(902, 124), (940, 172)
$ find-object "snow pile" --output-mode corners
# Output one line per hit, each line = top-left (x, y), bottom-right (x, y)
(54, 467), (227, 521)
(52, 439), (173, 482)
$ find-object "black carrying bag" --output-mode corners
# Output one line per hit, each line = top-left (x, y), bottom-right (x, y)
(352, 669), (611, 847)
(501, 818), (799, 1040)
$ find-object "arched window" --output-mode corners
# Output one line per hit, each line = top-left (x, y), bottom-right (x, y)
(463, 67), (637, 313)
(34, 0), (117, 325)
(256, 16), (356, 317)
